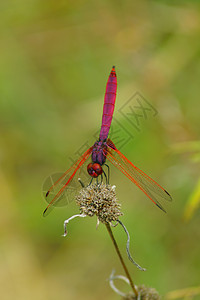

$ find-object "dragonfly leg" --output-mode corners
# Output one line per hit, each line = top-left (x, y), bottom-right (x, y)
(100, 173), (103, 184)
(104, 164), (110, 184)
(103, 169), (108, 185)
(88, 177), (94, 186)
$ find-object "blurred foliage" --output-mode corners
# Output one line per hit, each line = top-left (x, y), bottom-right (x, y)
(184, 177), (200, 222)
(165, 286), (200, 300)
(171, 141), (200, 221)
(0, 1), (200, 300)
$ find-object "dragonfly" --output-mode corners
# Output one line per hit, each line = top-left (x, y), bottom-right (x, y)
(43, 66), (172, 216)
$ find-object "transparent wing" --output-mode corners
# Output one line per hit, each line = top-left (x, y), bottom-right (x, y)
(42, 146), (93, 216)
(106, 144), (172, 212)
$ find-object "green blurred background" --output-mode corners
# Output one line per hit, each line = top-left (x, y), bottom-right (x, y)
(1, 1), (200, 299)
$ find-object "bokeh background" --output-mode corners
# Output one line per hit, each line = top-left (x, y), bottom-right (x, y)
(1, 1), (200, 299)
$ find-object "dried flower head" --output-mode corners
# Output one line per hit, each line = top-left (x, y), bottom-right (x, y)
(124, 285), (161, 300)
(75, 183), (123, 224)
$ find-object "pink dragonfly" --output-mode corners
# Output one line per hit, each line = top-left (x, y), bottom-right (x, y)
(43, 66), (172, 216)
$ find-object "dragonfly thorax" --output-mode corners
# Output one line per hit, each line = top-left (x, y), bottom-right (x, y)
(91, 140), (107, 165)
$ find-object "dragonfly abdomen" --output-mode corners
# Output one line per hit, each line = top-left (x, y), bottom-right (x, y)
(99, 66), (117, 140)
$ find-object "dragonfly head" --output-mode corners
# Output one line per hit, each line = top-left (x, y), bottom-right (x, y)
(87, 163), (103, 178)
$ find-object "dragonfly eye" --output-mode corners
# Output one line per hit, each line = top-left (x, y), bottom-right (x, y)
(87, 163), (103, 178)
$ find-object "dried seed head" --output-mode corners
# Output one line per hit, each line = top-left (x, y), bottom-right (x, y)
(124, 285), (161, 300)
(75, 184), (123, 224)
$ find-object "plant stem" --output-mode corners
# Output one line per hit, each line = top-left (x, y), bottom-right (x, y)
(105, 222), (138, 297)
